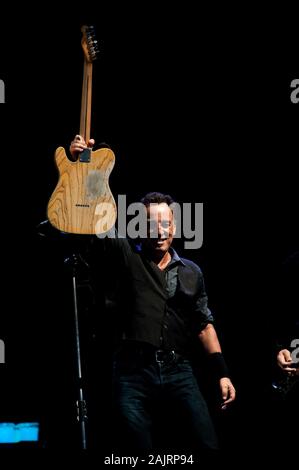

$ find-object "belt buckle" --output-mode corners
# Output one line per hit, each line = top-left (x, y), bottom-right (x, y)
(155, 350), (176, 364)
(155, 350), (165, 363)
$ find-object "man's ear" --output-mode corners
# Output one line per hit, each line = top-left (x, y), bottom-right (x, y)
(172, 220), (177, 236)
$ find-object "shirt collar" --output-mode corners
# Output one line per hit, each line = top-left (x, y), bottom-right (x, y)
(132, 241), (185, 266)
(168, 247), (186, 267)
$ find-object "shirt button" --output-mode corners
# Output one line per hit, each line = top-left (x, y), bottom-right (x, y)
(163, 324), (168, 330)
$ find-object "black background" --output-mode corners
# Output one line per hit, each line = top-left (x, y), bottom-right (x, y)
(0, 7), (298, 463)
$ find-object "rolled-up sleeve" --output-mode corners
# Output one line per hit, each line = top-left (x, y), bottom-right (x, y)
(193, 271), (214, 333)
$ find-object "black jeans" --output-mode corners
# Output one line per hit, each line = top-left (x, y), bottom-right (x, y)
(112, 344), (219, 456)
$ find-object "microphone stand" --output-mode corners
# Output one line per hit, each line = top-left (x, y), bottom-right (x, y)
(64, 253), (89, 449)
(37, 221), (91, 449)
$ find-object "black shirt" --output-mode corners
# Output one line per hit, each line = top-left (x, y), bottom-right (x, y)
(92, 237), (214, 355)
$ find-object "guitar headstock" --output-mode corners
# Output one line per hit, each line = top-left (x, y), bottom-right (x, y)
(81, 25), (99, 62)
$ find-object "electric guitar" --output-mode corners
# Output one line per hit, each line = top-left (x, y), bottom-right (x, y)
(47, 26), (117, 235)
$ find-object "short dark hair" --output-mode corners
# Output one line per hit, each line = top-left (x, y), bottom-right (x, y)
(140, 192), (174, 207)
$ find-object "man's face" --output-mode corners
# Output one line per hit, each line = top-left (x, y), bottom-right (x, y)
(143, 203), (175, 254)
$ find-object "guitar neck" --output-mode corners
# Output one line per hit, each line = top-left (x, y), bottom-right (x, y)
(79, 58), (93, 142)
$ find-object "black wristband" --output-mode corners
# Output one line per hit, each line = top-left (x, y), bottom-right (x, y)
(208, 352), (230, 380)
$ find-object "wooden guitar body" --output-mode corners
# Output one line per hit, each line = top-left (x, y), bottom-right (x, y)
(47, 146), (116, 235)
(47, 25), (117, 235)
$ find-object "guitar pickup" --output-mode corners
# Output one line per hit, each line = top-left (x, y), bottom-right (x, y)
(79, 147), (91, 163)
